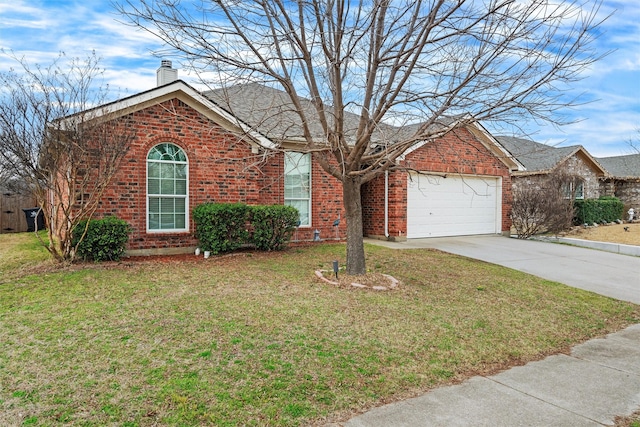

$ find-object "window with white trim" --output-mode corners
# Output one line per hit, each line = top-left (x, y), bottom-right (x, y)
(284, 152), (311, 226)
(147, 143), (188, 231)
(563, 180), (584, 200)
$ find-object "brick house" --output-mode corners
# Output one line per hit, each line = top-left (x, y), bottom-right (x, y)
(364, 124), (517, 239)
(56, 62), (518, 255)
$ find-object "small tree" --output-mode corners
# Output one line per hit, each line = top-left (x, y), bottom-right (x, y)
(0, 52), (135, 262)
(512, 171), (577, 239)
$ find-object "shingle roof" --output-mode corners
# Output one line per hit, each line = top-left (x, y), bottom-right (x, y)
(203, 83), (447, 145)
(204, 83), (406, 144)
(495, 135), (581, 172)
(596, 154), (640, 179)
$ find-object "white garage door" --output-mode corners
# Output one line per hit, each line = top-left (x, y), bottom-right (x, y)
(407, 173), (501, 238)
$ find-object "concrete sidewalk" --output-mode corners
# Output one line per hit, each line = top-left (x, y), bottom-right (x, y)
(344, 324), (640, 427)
(340, 236), (640, 426)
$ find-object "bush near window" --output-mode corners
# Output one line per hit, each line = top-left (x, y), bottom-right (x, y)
(72, 216), (132, 262)
(249, 205), (299, 251)
(193, 203), (250, 254)
(574, 196), (624, 225)
(193, 203), (300, 253)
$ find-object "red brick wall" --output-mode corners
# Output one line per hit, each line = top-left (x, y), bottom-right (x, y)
(92, 98), (345, 253)
(362, 127), (513, 238)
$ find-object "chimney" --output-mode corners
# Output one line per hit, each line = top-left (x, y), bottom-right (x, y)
(157, 60), (178, 86)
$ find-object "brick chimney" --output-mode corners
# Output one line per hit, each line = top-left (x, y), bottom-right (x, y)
(157, 60), (178, 86)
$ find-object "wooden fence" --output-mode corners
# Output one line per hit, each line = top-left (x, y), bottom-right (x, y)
(0, 189), (37, 233)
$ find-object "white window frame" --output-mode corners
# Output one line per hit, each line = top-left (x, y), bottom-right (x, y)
(146, 143), (189, 233)
(563, 180), (584, 200)
(284, 152), (312, 227)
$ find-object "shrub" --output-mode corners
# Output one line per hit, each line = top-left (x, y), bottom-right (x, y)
(193, 203), (250, 254)
(574, 196), (624, 225)
(511, 173), (575, 239)
(250, 205), (299, 251)
(72, 216), (131, 262)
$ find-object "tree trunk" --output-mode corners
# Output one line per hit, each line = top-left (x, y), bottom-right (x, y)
(342, 177), (366, 275)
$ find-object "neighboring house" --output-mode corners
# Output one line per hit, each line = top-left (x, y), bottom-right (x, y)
(496, 136), (607, 200)
(54, 62), (517, 255)
(597, 154), (640, 209)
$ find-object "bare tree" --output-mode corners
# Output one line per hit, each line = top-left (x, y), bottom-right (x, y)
(511, 171), (578, 239)
(119, 0), (606, 274)
(0, 52), (135, 262)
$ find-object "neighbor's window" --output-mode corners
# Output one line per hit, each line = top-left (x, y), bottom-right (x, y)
(284, 152), (311, 226)
(563, 180), (584, 200)
(147, 143), (188, 231)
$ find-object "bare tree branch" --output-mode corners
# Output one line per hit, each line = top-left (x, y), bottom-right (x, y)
(0, 52), (135, 262)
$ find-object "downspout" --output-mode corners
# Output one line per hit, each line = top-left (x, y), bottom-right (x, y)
(384, 170), (389, 239)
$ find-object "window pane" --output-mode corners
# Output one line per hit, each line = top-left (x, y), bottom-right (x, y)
(174, 150), (187, 162)
(175, 213), (186, 229)
(286, 200), (309, 226)
(161, 179), (175, 195)
(175, 198), (186, 212)
(148, 162), (160, 178)
(160, 214), (174, 229)
(175, 179), (187, 195)
(148, 146), (162, 160)
(160, 198), (174, 214)
(176, 164), (187, 179)
(285, 175), (310, 199)
(148, 178), (160, 194)
(160, 163), (175, 179)
(149, 213), (160, 230)
(285, 152), (310, 174)
(149, 197), (160, 213)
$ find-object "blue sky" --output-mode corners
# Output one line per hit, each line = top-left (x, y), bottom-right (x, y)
(1, 0), (639, 158)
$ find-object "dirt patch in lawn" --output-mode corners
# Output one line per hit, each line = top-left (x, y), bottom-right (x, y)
(567, 222), (640, 246)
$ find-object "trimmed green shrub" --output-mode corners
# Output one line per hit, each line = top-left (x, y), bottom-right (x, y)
(574, 196), (624, 225)
(193, 203), (250, 254)
(250, 205), (299, 251)
(72, 216), (131, 262)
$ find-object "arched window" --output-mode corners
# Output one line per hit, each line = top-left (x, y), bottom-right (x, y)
(147, 143), (188, 231)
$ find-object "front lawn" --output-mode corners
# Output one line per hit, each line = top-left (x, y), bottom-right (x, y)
(1, 233), (638, 426)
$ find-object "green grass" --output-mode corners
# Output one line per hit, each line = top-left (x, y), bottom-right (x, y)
(1, 233), (639, 426)
(0, 231), (50, 278)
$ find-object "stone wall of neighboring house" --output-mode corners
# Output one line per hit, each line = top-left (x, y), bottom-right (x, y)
(90, 98), (345, 254)
(362, 126), (513, 239)
(601, 179), (640, 210)
(562, 154), (602, 199)
(511, 153), (602, 200)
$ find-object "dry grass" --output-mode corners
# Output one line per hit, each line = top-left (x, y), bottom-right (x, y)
(568, 222), (640, 246)
(616, 410), (640, 427)
(1, 233), (639, 426)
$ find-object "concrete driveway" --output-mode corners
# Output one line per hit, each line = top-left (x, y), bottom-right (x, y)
(365, 235), (640, 304)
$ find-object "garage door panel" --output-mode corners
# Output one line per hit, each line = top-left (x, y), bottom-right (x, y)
(407, 173), (500, 238)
